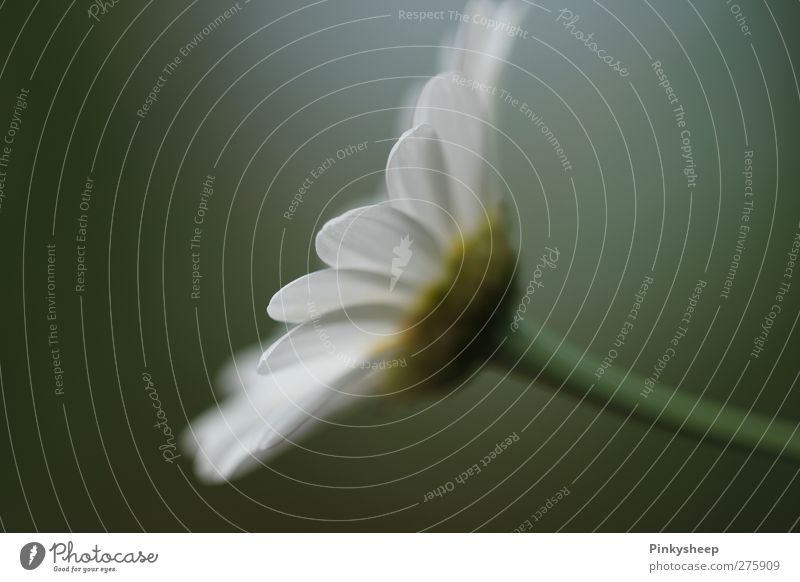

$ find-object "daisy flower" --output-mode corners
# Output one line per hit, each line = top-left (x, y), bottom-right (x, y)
(183, 1), (525, 482)
(185, 1), (799, 482)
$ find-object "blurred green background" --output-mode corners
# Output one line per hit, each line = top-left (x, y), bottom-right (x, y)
(0, 0), (798, 532)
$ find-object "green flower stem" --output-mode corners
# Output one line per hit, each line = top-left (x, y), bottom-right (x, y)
(495, 318), (800, 460)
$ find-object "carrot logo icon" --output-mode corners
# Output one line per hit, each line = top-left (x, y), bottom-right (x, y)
(19, 542), (45, 570)
(390, 234), (413, 291)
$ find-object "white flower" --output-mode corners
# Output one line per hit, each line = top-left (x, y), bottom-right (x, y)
(183, 1), (526, 483)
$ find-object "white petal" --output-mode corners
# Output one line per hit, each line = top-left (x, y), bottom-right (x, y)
(195, 401), (269, 479)
(212, 418), (273, 480)
(413, 74), (491, 229)
(386, 124), (456, 243)
(215, 345), (265, 396)
(446, 0), (494, 74)
(315, 202), (442, 285)
(185, 376), (326, 483)
(267, 268), (415, 324)
(394, 78), (426, 136)
(453, 0), (527, 91)
(184, 349), (378, 483)
(479, 0), (527, 85)
(258, 305), (404, 378)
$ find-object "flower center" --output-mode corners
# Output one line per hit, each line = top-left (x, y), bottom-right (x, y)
(380, 214), (516, 393)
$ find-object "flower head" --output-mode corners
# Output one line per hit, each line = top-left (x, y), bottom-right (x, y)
(184, 0), (526, 483)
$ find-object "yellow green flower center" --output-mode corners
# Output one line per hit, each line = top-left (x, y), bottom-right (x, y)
(380, 214), (515, 393)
